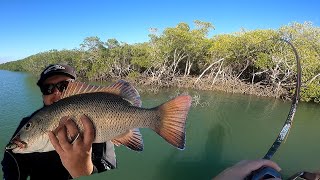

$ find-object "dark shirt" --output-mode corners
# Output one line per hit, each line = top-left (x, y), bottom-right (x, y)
(1, 110), (116, 180)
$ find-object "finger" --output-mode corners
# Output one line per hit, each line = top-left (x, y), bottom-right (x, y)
(261, 159), (281, 171)
(52, 116), (69, 135)
(48, 131), (64, 154)
(64, 118), (80, 141)
(245, 159), (281, 172)
(236, 160), (249, 166)
(56, 125), (72, 151)
(59, 116), (70, 125)
(70, 133), (80, 144)
(73, 132), (83, 146)
(80, 114), (95, 146)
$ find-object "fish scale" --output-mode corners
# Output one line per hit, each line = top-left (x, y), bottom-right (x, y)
(48, 93), (146, 141)
(7, 80), (192, 153)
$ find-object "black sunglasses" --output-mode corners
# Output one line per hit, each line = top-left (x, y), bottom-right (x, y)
(40, 79), (74, 95)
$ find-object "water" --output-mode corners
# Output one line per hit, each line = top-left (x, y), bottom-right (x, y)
(0, 70), (319, 179)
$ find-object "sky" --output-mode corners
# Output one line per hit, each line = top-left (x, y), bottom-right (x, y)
(0, 0), (319, 63)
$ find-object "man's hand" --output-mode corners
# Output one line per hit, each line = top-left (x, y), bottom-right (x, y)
(212, 159), (282, 180)
(48, 115), (95, 178)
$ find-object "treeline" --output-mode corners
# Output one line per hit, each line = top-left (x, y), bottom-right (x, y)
(0, 21), (319, 103)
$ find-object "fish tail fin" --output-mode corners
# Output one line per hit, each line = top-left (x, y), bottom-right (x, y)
(155, 95), (192, 150)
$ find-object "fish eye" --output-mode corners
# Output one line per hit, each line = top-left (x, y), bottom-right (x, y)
(25, 122), (32, 131)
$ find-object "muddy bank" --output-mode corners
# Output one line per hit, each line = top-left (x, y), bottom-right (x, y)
(127, 76), (290, 100)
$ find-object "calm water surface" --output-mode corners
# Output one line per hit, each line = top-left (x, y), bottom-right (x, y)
(0, 70), (319, 180)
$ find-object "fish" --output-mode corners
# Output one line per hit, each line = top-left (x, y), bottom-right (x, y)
(6, 80), (192, 154)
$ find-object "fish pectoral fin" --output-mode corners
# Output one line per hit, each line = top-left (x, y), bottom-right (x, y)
(111, 128), (143, 151)
(111, 140), (122, 147)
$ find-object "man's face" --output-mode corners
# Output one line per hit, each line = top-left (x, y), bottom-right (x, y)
(41, 75), (73, 106)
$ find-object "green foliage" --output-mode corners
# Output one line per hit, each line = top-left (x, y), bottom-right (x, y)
(0, 49), (82, 75)
(1, 21), (319, 103)
(131, 43), (152, 69)
(301, 82), (320, 103)
(149, 20), (214, 75)
(0, 60), (24, 71)
(127, 71), (140, 80)
(255, 53), (273, 70)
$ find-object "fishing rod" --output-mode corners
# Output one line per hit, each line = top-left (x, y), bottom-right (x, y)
(248, 38), (302, 180)
(263, 38), (301, 160)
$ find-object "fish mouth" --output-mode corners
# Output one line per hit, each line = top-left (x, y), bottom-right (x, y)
(6, 137), (27, 150)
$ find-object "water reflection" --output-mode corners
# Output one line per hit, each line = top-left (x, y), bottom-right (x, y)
(155, 123), (225, 179)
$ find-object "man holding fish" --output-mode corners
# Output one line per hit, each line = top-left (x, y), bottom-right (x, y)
(2, 64), (117, 179)
(2, 62), (194, 179)
(1, 63), (280, 180)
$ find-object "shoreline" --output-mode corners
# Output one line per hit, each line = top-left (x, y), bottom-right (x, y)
(120, 76), (291, 101)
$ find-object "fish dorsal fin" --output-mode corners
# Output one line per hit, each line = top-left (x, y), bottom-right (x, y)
(108, 80), (142, 107)
(61, 80), (142, 107)
(61, 81), (103, 99)
(111, 128), (143, 151)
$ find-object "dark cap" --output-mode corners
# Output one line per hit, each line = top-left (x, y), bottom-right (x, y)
(37, 64), (76, 86)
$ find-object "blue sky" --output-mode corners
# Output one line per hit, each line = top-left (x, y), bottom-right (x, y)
(0, 0), (319, 63)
